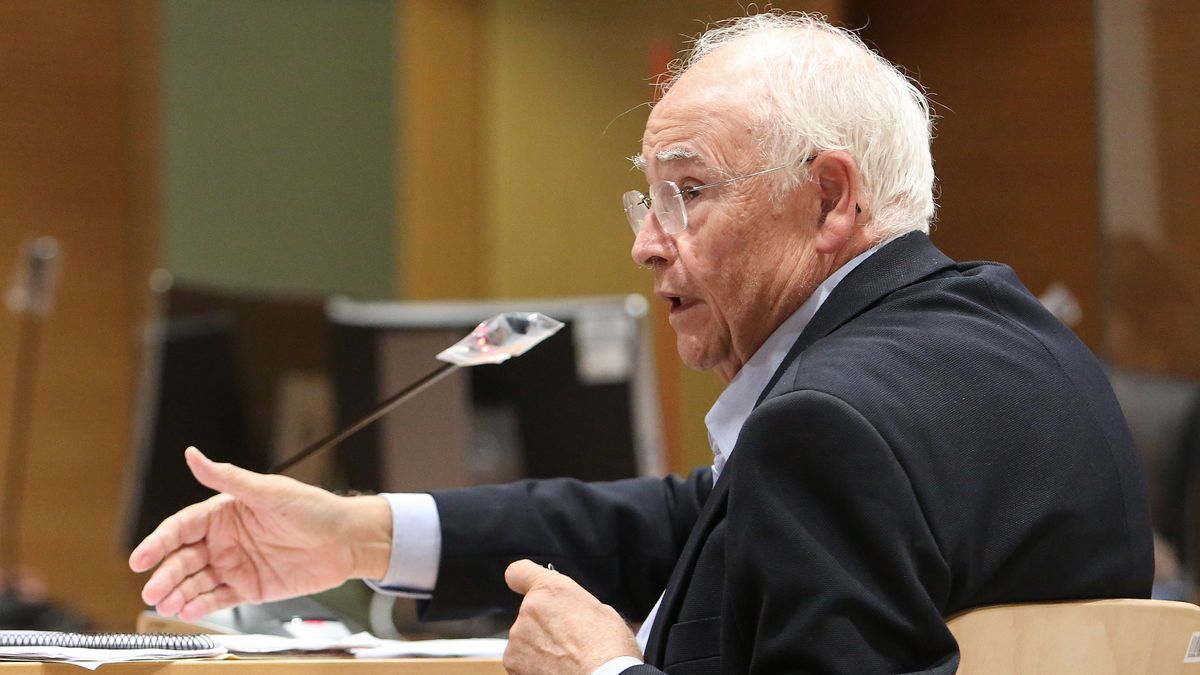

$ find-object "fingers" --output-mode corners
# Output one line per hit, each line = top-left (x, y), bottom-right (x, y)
(184, 446), (271, 502)
(128, 538), (162, 574)
(128, 447), (274, 621)
(503, 561), (641, 675)
(130, 447), (275, 575)
(129, 493), (229, 573)
(505, 559), (558, 596)
(129, 446), (258, 573)
(141, 539), (248, 621)
(140, 543), (211, 606)
(153, 564), (222, 617)
(177, 584), (242, 623)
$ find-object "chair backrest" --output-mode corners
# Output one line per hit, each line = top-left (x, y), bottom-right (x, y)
(947, 599), (1200, 674)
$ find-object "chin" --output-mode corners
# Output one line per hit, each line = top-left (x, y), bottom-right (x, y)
(674, 334), (723, 373)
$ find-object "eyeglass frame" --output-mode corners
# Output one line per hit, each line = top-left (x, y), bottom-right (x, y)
(622, 162), (797, 236)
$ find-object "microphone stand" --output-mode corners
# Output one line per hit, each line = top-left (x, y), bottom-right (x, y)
(0, 277), (48, 626)
(270, 363), (455, 474)
(0, 237), (88, 630)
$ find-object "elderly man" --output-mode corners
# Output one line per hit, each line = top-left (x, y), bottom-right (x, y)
(130, 13), (1153, 675)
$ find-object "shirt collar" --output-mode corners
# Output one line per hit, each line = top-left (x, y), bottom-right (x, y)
(704, 243), (881, 480)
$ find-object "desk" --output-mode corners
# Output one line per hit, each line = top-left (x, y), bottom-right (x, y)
(0, 659), (504, 674)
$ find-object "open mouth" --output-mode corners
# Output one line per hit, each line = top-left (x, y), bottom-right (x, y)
(668, 296), (699, 314)
(657, 289), (694, 314)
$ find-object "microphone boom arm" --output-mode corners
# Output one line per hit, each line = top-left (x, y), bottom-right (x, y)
(270, 362), (456, 475)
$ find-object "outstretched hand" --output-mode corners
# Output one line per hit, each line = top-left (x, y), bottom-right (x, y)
(129, 447), (392, 621)
(503, 559), (642, 675)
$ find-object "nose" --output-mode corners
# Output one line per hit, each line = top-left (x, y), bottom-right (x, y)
(631, 212), (673, 268)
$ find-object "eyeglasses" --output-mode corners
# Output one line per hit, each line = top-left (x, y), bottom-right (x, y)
(622, 164), (791, 236)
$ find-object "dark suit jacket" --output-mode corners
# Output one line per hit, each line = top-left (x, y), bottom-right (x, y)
(422, 233), (1154, 674)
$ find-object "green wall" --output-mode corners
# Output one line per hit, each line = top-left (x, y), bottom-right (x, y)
(161, 0), (396, 298)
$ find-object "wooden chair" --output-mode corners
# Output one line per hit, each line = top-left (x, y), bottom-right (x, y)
(947, 599), (1200, 674)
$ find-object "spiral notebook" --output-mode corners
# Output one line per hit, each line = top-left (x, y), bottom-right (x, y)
(0, 630), (227, 669)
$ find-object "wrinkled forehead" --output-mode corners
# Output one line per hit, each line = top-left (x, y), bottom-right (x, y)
(633, 108), (758, 179)
(633, 57), (760, 175)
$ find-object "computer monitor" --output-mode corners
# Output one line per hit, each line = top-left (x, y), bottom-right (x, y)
(324, 295), (664, 494)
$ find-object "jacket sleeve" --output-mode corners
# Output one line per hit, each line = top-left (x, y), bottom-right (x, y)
(720, 389), (958, 674)
(420, 468), (712, 621)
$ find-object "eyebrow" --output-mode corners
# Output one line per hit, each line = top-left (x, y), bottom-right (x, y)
(629, 146), (706, 172)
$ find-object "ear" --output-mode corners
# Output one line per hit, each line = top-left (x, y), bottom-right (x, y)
(811, 150), (863, 254)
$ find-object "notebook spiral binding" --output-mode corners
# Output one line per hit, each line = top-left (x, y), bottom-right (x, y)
(0, 631), (216, 650)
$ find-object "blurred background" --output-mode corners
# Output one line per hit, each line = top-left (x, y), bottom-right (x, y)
(0, 0), (1196, 631)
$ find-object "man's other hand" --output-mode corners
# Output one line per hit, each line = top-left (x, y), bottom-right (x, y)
(128, 446), (392, 622)
(503, 559), (642, 675)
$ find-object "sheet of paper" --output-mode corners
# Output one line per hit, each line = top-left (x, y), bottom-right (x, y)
(352, 637), (507, 659)
(209, 631), (382, 653)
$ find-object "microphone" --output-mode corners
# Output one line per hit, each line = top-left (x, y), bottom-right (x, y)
(3, 237), (62, 579)
(1, 236), (88, 630)
(4, 236), (61, 316)
(269, 311), (563, 475)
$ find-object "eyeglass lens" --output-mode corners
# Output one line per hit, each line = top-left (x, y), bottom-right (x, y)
(623, 191), (649, 234)
(623, 181), (687, 236)
(651, 182), (685, 234)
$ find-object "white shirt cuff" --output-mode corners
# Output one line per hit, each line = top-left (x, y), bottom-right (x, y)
(591, 656), (645, 675)
(362, 493), (441, 598)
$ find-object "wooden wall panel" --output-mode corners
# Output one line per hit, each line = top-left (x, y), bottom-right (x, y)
(1146, 0), (1200, 377)
(1103, 0), (1200, 377)
(851, 0), (1103, 348)
(0, 1), (155, 630)
(396, 0), (484, 301)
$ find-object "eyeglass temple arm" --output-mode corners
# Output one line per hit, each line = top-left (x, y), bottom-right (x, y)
(687, 157), (816, 195)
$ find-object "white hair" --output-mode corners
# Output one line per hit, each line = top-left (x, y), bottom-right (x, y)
(663, 13), (936, 240)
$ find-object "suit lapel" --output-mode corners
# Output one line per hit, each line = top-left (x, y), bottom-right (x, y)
(644, 472), (730, 665)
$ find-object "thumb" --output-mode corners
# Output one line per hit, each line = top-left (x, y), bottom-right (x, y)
(505, 559), (555, 596)
(185, 446), (269, 501)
